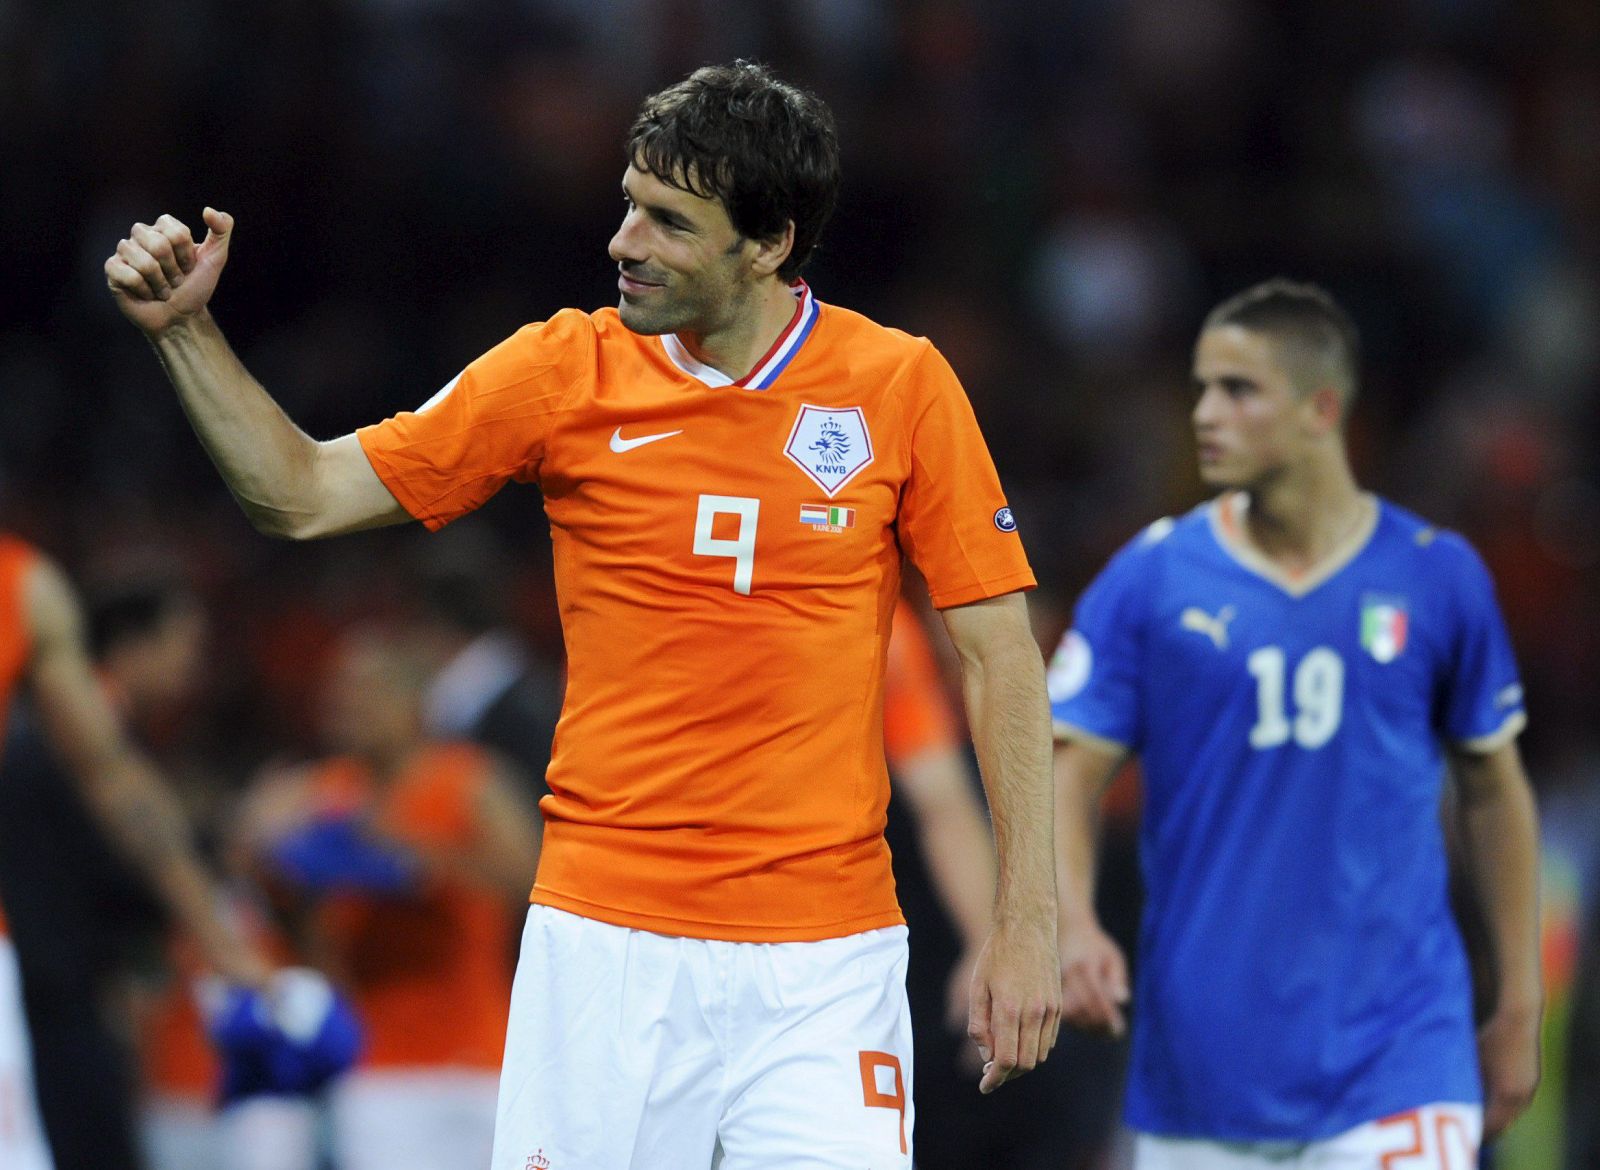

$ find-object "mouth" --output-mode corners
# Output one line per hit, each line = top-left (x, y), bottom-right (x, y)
(1195, 440), (1225, 463)
(618, 270), (665, 297)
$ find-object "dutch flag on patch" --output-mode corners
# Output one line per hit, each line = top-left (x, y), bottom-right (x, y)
(800, 505), (855, 528)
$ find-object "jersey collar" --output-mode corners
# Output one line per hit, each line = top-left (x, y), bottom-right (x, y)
(1209, 491), (1380, 598)
(660, 281), (819, 390)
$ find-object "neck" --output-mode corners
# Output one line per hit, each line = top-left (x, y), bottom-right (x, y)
(677, 278), (797, 382)
(1239, 453), (1366, 570)
(361, 740), (418, 783)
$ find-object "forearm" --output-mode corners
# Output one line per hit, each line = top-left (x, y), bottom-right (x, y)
(958, 641), (1055, 928)
(1458, 774), (1543, 1013)
(84, 751), (256, 974)
(1055, 769), (1103, 927)
(152, 312), (323, 537)
(904, 762), (998, 949)
(1051, 739), (1123, 928)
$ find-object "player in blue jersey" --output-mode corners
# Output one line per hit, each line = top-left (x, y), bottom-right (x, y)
(1049, 280), (1542, 1167)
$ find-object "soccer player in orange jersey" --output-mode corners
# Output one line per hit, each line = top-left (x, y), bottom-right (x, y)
(0, 538), (269, 985)
(106, 61), (1059, 1168)
(0, 536), (271, 1170)
(236, 627), (539, 1170)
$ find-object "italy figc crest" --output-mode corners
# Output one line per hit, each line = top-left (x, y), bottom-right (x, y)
(1360, 594), (1409, 663)
(784, 405), (874, 497)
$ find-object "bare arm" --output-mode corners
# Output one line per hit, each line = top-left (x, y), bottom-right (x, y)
(460, 763), (543, 900)
(895, 744), (997, 1032)
(897, 745), (996, 957)
(1053, 735), (1131, 1036)
(23, 557), (270, 985)
(940, 591), (1060, 1093)
(105, 209), (409, 539)
(1450, 739), (1542, 1139)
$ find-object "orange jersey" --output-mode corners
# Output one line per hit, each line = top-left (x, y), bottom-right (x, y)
(883, 600), (960, 769)
(0, 535), (40, 754)
(309, 744), (513, 1071)
(358, 286), (1033, 941)
(139, 939), (218, 1101)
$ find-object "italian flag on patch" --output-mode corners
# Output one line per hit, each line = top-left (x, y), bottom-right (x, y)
(799, 505), (855, 528)
(1360, 596), (1408, 663)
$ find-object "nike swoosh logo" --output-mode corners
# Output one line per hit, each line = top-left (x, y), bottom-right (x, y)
(609, 426), (683, 453)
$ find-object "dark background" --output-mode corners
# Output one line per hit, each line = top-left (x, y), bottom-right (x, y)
(3, 1), (1597, 1165)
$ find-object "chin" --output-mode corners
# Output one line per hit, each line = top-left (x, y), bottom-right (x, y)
(617, 298), (681, 337)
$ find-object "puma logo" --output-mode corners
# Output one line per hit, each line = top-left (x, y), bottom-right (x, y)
(1180, 605), (1236, 651)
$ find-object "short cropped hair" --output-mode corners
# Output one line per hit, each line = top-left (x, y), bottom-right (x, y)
(1203, 279), (1361, 406)
(86, 578), (196, 661)
(627, 61), (840, 281)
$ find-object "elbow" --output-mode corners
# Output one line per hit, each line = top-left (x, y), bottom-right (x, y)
(246, 511), (297, 540)
(244, 505), (326, 542)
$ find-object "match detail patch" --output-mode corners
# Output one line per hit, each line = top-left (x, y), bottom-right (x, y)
(799, 504), (855, 533)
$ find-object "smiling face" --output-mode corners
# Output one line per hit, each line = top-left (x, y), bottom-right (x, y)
(1190, 324), (1326, 491)
(607, 163), (760, 338)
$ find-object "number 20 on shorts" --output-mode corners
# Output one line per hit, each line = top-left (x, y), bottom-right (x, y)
(694, 495), (760, 595)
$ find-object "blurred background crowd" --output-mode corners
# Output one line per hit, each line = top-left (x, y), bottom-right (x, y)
(2, 0), (1597, 1167)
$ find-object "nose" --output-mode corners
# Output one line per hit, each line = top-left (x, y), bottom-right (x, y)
(1192, 383), (1224, 429)
(609, 207), (646, 266)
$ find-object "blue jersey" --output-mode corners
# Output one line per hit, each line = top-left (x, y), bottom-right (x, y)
(1048, 494), (1525, 1140)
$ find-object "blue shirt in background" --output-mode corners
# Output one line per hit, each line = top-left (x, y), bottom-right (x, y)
(1048, 493), (1525, 1140)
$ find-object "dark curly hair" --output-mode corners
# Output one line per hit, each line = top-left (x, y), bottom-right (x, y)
(627, 61), (840, 282)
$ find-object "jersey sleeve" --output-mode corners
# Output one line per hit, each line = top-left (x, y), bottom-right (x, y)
(356, 310), (595, 531)
(883, 601), (961, 768)
(1436, 534), (1527, 752)
(895, 344), (1035, 609)
(1047, 533), (1156, 752)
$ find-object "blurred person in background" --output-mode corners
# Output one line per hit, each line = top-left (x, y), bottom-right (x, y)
(237, 625), (539, 1170)
(139, 916), (340, 1170)
(0, 531), (271, 1170)
(1568, 859), (1600, 1170)
(1049, 280), (1541, 1165)
(412, 538), (561, 806)
(0, 575), (205, 1170)
(882, 595), (998, 1055)
(884, 590), (1132, 1170)
(105, 58), (1060, 1167)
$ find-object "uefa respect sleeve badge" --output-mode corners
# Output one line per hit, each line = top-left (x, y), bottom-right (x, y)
(784, 405), (874, 497)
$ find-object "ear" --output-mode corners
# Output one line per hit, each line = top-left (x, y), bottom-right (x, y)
(748, 220), (796, 279)
(1304, 384), (1345, 436)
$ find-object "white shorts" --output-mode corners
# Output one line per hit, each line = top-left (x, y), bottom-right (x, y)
(142, 1093), (320, 1170)
(331, 1067), (499, 1170)
(491, 906), (914, 1170)
(0, 937), (52, 1170)
(1134, 1103), (1483, 1170)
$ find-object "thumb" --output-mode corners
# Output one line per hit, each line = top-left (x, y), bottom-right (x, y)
(1108, 967), (1130, 1003)
(1104, 949), (1130, 1002)
(201, 206), (235, 256)
(967, 977), (994, 1055)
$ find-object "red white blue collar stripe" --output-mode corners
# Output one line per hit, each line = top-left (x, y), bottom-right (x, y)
(661, 281), (819, 390)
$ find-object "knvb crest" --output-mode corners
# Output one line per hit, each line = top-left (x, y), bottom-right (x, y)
(784, 405), (874, 497)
